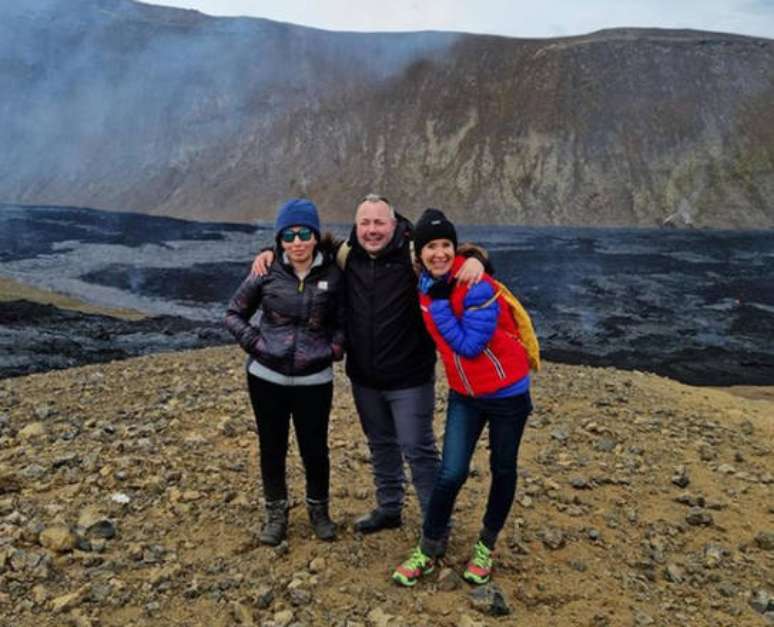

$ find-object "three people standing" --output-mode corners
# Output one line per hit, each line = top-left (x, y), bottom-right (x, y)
(247, 194), (485, 536)
(226, 197), (532, 588)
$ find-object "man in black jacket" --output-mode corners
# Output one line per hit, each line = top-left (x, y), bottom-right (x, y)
(344, 194), (440, 533)
(334, 194), (486, 533)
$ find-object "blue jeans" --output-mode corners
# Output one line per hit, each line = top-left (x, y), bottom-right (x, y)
(422, 390), (532, 547)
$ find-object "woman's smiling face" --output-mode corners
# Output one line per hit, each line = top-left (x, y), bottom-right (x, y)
(420, 238), (455, 278)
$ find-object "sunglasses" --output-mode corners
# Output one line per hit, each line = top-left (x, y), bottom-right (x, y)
(280, 227), (314, 243)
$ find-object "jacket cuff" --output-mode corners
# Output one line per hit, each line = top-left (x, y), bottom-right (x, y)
(239, 327), (259, 353)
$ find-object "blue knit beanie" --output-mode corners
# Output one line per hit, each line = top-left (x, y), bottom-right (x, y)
(274, 198), (321, 239)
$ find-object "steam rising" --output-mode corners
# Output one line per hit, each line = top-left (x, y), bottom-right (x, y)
(0, 0), (460, 213)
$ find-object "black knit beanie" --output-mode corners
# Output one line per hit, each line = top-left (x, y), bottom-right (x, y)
(413, 208), (457, 259)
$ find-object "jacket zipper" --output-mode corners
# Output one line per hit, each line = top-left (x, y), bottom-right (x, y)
(290, 275), (305, 375)
(454, 353), (475, 396)
(368, 258), (375, 382)
(483, 347), (506, 380)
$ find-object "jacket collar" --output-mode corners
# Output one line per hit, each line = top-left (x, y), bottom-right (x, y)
(281, 250), (324, 269)
(274, 250), (325, 278)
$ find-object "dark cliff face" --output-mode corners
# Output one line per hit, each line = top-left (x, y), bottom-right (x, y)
(1, 0), (773, 227)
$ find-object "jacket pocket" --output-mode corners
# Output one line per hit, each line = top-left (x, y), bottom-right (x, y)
(308, 286), (338, 330)
(483, 347), (506, 380)
(253, 326), (293, 371)
(453, 353), (475, 396)
(294, 335), (334, 373)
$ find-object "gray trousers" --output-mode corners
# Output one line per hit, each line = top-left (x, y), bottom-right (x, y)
(352, 381), (440, 516)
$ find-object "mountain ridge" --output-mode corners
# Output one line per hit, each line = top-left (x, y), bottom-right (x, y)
(1, 0), (773, 227)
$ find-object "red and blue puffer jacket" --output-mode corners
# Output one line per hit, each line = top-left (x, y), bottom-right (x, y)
(418, 256), (530, 396)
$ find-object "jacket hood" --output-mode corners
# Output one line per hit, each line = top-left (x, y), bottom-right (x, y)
(347, 212), (414, 259)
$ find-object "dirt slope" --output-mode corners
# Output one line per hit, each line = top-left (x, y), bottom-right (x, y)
(0, 346), (771, 626)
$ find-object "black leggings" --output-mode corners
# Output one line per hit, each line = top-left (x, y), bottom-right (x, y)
(247, 374), (333, 502)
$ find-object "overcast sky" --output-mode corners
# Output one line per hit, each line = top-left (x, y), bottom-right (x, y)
(148, 0), (774, 39)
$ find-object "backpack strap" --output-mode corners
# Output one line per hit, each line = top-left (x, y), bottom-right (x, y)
(467, 291), (500, 312)
(335, 241), (352, 270)
(493, 280), (541, 372)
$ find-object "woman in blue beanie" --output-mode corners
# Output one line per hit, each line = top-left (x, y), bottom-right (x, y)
(225, 199), (346, 545)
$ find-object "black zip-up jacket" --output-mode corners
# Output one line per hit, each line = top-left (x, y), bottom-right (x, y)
(344, 215), (436, 390)
(225, 248), (346, 377)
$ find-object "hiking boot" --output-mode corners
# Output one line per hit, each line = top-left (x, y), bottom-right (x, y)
(353, 509), (401, 534)
(392, 546), (435, 587)
(307, 499), (336, 541)
(259, 500), (288, 546)
(463, 540), (493, 585)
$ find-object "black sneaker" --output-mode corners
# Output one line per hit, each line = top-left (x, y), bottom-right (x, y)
(353, 509), (402, 534)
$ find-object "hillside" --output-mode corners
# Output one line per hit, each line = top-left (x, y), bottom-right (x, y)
(0, 346), (772, 626)
(1, 0), (773, 227)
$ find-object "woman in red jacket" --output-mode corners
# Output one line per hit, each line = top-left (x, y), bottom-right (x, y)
(392, 209), (533, 587)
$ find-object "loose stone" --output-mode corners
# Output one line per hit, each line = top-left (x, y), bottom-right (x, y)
(754, 531), (774, 551)
(39, 526), (77, 553)
(469, 584), (511, 617)
(685, 508), (713, 527)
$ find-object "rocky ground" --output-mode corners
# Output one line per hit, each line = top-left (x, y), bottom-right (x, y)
(0, 345), (772, 626)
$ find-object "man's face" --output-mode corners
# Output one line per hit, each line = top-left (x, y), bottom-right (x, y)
(355, 200), (397, 255)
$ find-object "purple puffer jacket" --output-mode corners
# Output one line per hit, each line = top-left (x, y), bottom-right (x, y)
(225, 250), (346, 377)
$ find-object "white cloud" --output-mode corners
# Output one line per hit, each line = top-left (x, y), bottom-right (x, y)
(147, 0), (774, 39)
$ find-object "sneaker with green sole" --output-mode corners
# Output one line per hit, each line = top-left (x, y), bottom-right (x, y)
(392, 546), (435, 587)
(463, 540), (493, 584)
